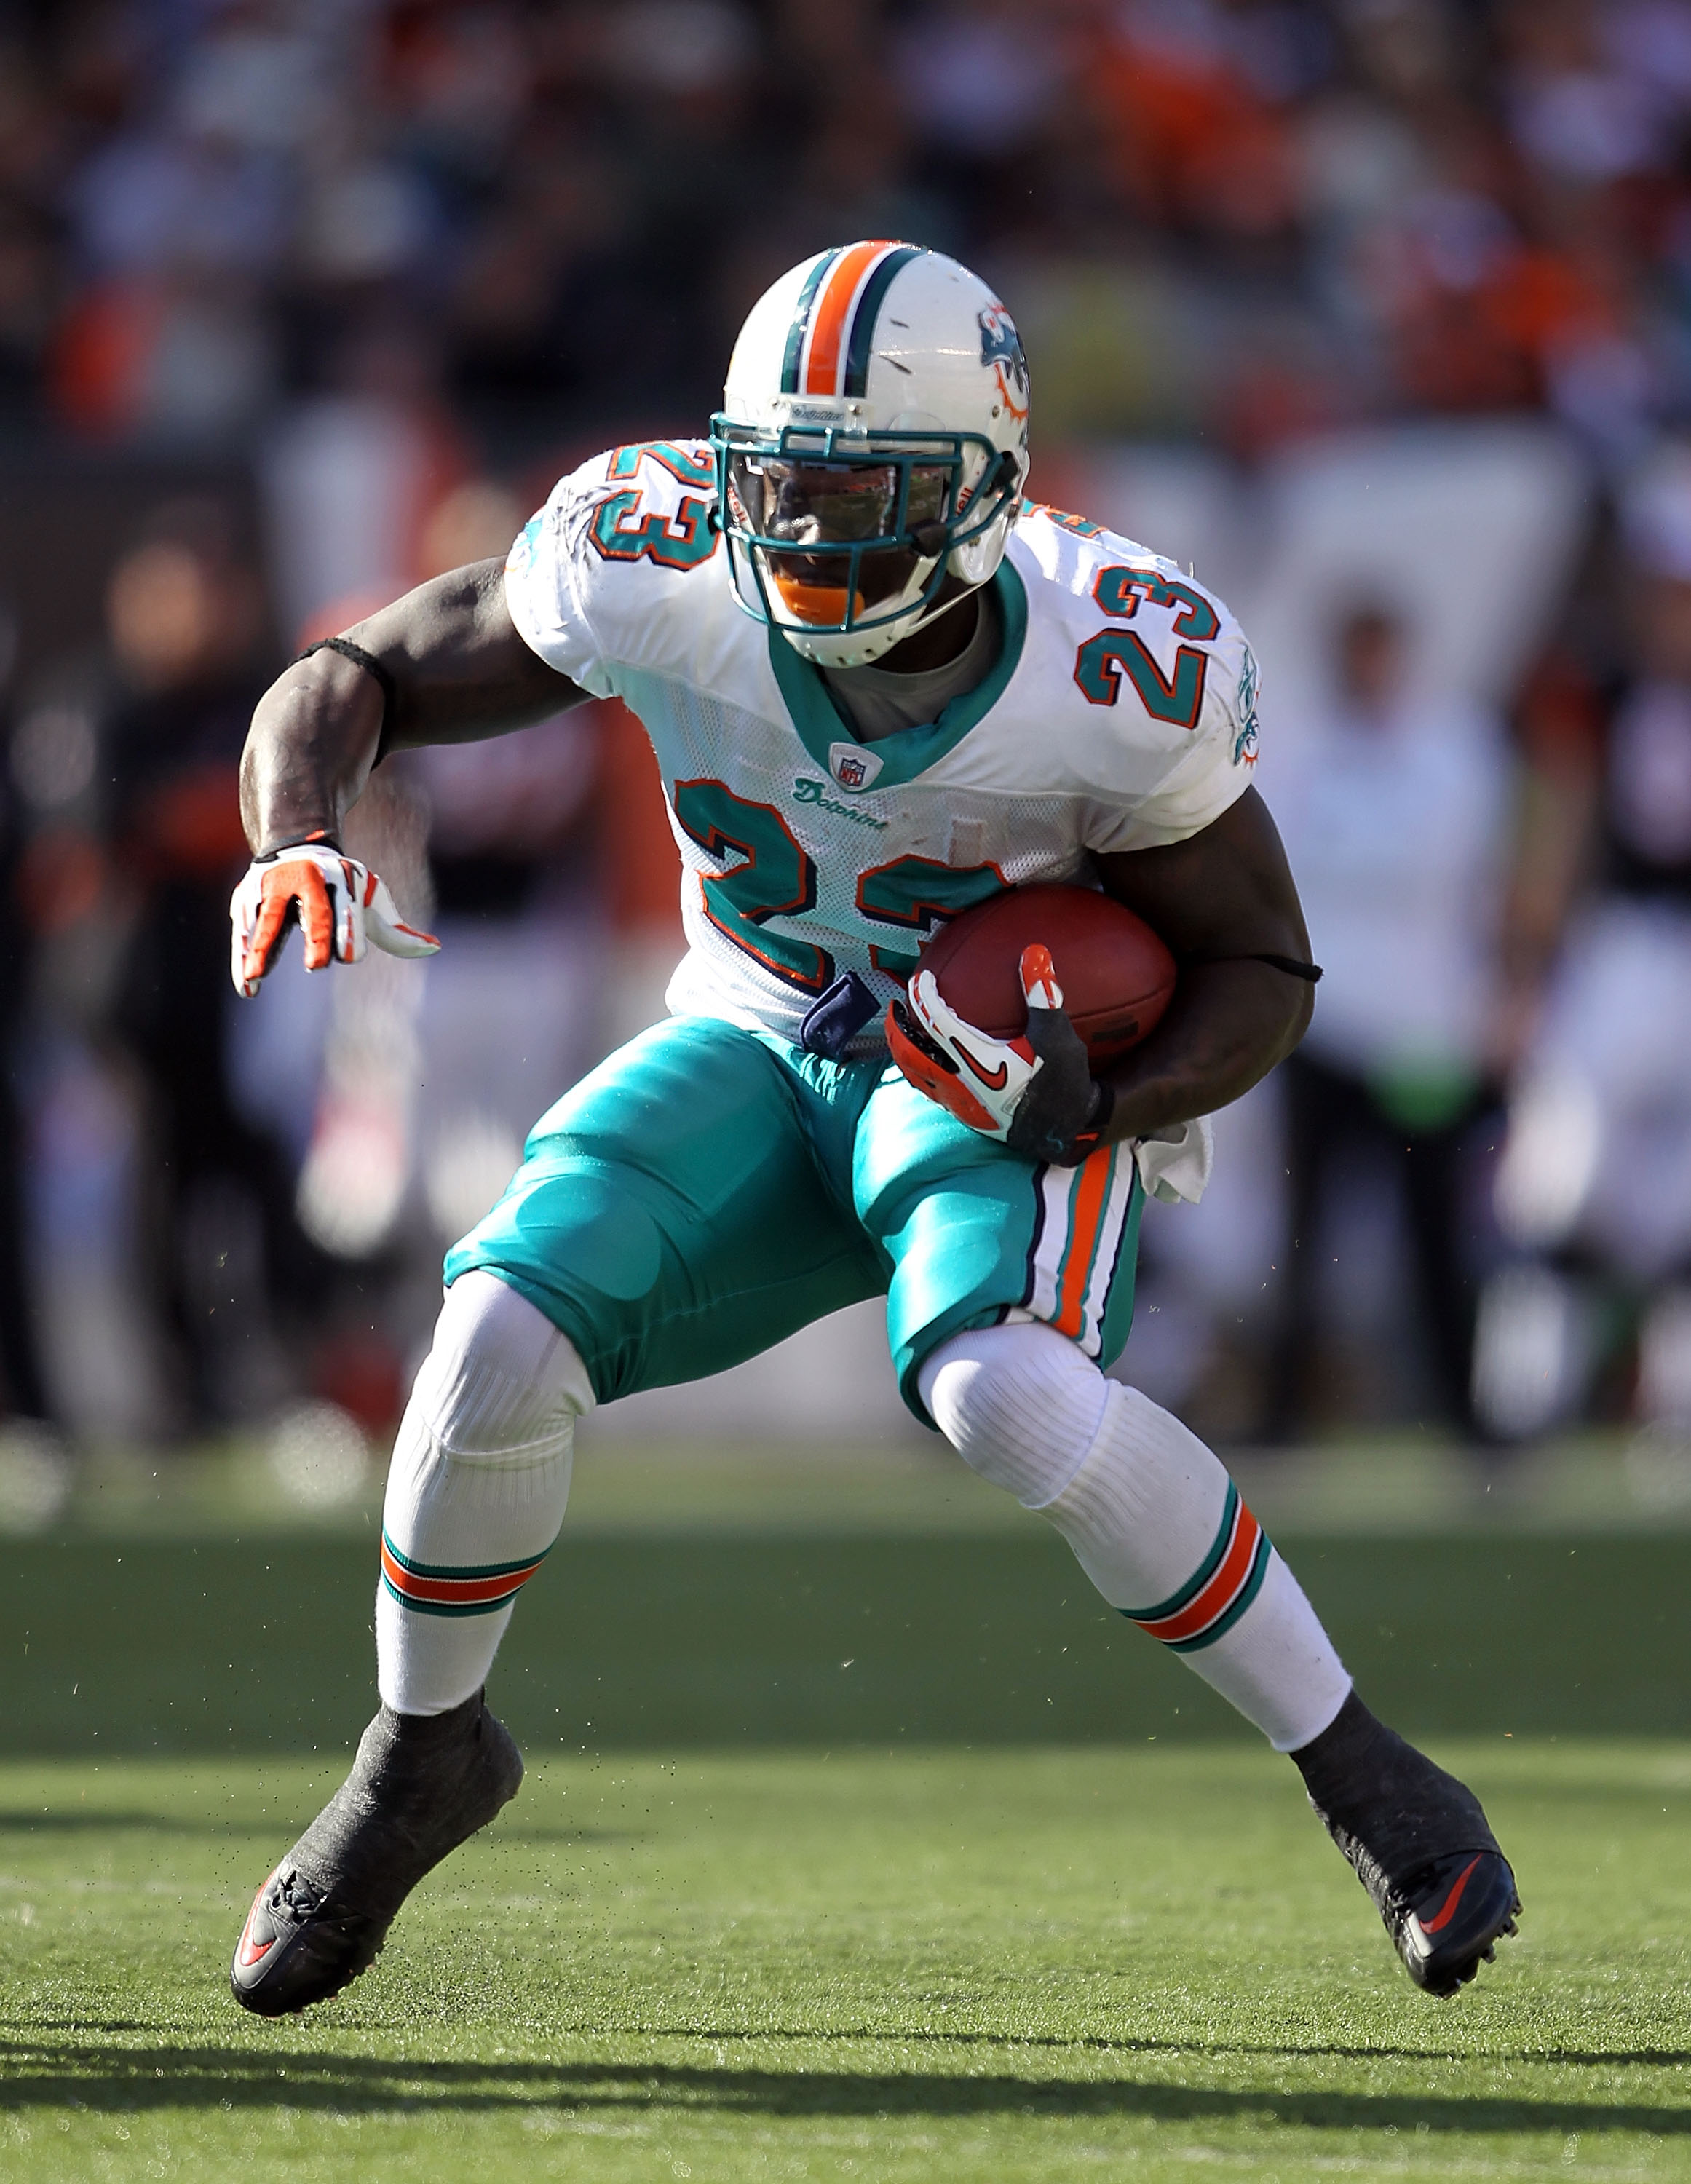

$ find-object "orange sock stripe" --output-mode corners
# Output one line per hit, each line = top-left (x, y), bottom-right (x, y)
(379, 1536), (547, 1610)
(1133, 1501), (1263, 1646)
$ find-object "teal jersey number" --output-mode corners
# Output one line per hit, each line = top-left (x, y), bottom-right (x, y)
(1021, 499), (1104, 539)
(673, 779), (832, 994)
(1091, 564), (1220, 641)
(595, 443), (719, 568)
(1073, 628), (1208, 726)
(1074, 563), (1218, 727)
(855, 855), (1007, 978)
(590, 489), (717, 572)
(672, 785), (1009, 996)
(606, 441), (717, 492)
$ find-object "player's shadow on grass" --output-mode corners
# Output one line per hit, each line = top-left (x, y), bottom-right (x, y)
(0, 1812), (271, 1837)
(6, 2042), (1691, 2137)
(0, 1811), (641, 1845)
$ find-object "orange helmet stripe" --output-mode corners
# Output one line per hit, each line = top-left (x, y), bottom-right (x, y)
(803, 240), (898, 397)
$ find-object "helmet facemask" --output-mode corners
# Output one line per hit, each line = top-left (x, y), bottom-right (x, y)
(713, 421), (1021, 667)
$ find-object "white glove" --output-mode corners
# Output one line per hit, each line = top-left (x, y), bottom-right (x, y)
(230, 839), (438, 997)
(887, 945), (1109, 1166)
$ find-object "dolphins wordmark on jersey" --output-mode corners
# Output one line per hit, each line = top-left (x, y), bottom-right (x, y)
(504, 439), (1262, 1054)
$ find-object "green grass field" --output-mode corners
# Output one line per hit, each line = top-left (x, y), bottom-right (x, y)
(5, 1497), (1691, 2180)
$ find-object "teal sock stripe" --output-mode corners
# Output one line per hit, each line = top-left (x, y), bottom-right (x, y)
(380, 1532), (553, 1618)
(379, 1573), (520, 1618)
(380, 1581), (520, 1616)
(381, 1535), (553, 1582)
(1119, 1481), (1239, 1625)
(1164, 1530), (1272, 1655)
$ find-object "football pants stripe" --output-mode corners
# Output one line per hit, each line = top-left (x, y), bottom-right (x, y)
(1078, 1151), (1137, 1351)
(379, 1532), (551, 1618)
(1022, 1146), (1134, 1357)
(1023, 1165), (1071, 1326)
(1053, 1151), (1112, 1342)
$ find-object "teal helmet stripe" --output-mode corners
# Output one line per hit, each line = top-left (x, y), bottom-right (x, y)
(842, 244), (924, 398)
(780, 249), (841, 395)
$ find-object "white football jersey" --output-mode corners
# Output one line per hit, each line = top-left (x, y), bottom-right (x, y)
(504, 438), (1261, 1052)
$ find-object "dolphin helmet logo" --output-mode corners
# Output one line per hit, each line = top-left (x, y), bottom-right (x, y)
(978, 301), (1029, 421)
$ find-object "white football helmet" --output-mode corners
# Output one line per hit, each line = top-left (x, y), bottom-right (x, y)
(712, 241), (1031, 668)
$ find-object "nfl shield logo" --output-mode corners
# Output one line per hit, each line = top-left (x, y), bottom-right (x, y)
(828, 743), (883, 792)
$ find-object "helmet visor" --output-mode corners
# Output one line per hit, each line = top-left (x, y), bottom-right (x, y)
(726, 454), (951, 622)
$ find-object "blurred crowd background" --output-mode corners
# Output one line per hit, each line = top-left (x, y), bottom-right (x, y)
(4, 0), (1691, 1488)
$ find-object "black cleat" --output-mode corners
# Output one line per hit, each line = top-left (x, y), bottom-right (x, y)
(1293, 1690), (1521, 1996)
(230, 1688), (523, 2016)
(1395, 1848), (1521, 1997)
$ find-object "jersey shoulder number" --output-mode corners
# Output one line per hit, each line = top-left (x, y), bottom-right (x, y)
(1017, 505), (1256, 767)
(1072, 562), (1221, 730)
(505, 439), (727, 693)
(587, 440), (719, 572)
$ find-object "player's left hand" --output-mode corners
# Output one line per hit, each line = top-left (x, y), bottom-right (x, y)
(888, 943), (1110, 1166)
(230, 839), (439, 997)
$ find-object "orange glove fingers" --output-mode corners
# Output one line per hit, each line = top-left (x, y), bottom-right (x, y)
(287, 860), (338, 968)
(1019, 943), (1064, 1010)
(242, 889), (291, 984)
(246, 861), (338, 977)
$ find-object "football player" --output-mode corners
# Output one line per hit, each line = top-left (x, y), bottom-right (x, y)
(227, 243), (1518, 2013)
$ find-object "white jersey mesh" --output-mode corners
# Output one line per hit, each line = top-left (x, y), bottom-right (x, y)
(504, 440), (1261, 1053)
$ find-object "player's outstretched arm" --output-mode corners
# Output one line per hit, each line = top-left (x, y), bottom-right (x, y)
(239, 558), (587, 852)
(1093, 785), (1315, 1142)
(234, 558), (587, 993)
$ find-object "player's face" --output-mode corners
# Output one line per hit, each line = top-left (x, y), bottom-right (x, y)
(727, 456), (949, 625)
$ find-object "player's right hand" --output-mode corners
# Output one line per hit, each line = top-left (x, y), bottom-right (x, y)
(230, 839), (439, 997)
(889, 944), (1109, 1166)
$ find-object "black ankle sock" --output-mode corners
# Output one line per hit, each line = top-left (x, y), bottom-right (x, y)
(1292, 1689), (1497, 1895)
(287, 1688), (522, 1914)
(377, 1692), (486, 1749)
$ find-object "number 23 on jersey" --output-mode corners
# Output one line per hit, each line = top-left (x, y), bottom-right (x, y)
(671, 778), (1003, 995)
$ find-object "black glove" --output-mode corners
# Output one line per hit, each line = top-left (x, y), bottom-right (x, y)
(1007, 989), (1112, 1165)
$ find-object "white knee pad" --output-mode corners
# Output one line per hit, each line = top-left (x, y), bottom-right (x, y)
(378, 1273), (594, 1714)
(919, 1320), (1112, 1506)
(386, 1269), (594, 1546)
(408, 1269), (596, 1462)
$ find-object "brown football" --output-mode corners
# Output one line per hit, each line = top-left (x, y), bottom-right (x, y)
(917, 883), (1177, 1066)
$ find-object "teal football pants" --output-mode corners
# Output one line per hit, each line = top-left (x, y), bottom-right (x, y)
(445, 1015), (1143, 1423)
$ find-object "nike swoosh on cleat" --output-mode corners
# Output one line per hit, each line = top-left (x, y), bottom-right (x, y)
(1417, 1853), (1482, 1935)
(235, 1877), (279, 1968)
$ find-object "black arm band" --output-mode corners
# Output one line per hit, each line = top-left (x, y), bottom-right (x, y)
(1250, 954), (1323, 983)
(293, 636), (398, 754)
(1182, 951), (1323, 984)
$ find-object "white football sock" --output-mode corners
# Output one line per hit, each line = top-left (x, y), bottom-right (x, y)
(376, 1270), (593, 1716)
(919, 1322), (1350, 1751)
